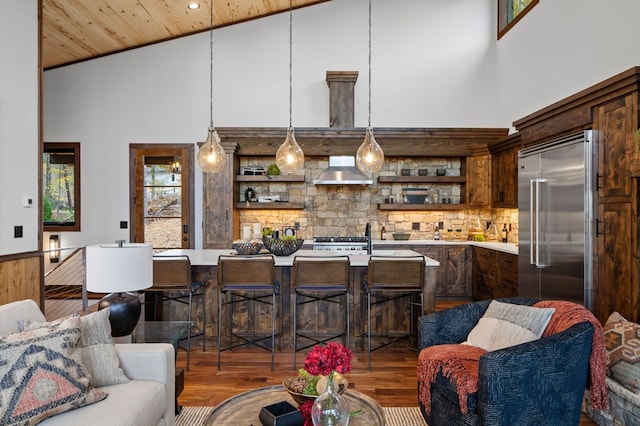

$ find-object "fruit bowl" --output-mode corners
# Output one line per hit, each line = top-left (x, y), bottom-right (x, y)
(263, 237), (304, 256)
(282, 377), (348, 406)
(232, 240), (264, 255)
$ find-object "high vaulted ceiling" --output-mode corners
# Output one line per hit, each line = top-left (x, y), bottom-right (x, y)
(42, 0), (329, 70)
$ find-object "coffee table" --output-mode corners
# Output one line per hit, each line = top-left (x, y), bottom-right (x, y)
(205, 385), (385, 425)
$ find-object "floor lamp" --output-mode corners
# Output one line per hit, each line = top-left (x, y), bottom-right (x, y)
(86, 242), (153, 337)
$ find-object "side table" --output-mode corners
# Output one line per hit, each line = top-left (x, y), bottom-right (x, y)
(205, 385), (385, 425)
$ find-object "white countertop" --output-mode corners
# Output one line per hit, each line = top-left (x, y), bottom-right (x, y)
(374, 239), (519, 255)
(159, 249), (441, 267)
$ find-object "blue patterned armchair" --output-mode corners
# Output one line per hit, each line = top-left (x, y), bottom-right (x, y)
(417, 298), (604, 426)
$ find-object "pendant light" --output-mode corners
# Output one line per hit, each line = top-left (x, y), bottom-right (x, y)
(275, 0), (304, 175)
(356, 0), (384, 173)
(197, 0), (226, 173)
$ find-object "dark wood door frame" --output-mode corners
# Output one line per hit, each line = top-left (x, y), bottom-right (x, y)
(129, 143), (195, 248)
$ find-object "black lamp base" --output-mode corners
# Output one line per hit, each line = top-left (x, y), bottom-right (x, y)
(98, 292), (141, 337)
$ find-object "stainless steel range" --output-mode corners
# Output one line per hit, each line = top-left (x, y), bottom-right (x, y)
(313, 236), (369, 252)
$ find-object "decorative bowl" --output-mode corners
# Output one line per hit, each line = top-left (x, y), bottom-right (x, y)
(392, 233), (411, 240)
(263, 237), (304, 256)
(232, 240), (264, 255)
(282, 377), (348, 406)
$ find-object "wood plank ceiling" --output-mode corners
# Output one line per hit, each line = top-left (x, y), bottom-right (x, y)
(42, 0), (329, 70)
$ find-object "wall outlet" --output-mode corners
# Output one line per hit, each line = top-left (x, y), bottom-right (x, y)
(294, 222), (300, 230)
(14, 226), (23, 238)
(120, 221), (128, 229)
(412, 222), (420, 231)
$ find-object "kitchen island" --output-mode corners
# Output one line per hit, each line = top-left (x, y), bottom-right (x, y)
(157, 248), (439, 352)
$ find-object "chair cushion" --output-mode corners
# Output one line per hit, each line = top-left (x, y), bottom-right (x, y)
(22, 309), (129, 387)
(603, 311), (640, 393)
(465, 300), (555, 351)
(0, 315), (106, 425)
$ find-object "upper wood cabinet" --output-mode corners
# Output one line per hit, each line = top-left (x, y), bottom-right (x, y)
(594, 94), (637, 199)
(466, 154), (491, 207)
(489, 133), (521, 209)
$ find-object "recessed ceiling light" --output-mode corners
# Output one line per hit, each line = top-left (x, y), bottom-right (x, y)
(188, 2), (200, 10)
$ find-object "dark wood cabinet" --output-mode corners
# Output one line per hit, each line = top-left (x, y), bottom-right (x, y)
(490, 143), (519, 208)
(404, 245), (470, 297)
(467, 154), (491, 207)
(595, 95), (635, 199)
(472, 247), (496, 300)
(472, 247), (518, 300)
(597, 202), (636, 321)
(593, 93), (638, 321)
(444, 246), (471, 297)
(495, 251), (518, 298)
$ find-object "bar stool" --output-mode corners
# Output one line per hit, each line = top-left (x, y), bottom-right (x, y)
(217, 254), (279, 371)
(364, 255), (425, 370)
(147, 254), (205, 370)
(291, 255), (351, 369)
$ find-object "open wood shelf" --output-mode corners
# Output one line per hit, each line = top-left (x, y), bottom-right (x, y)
(236, 175), (305, 182)
(236, 202), (304, 210)
(377, 203), (467, 211)
(378, 176), (466, 184)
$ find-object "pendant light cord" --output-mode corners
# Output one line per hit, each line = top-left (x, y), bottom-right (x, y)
(209, 0), (214, 130)
(367, 0), (372, 129)
(289, 0), (293, 129)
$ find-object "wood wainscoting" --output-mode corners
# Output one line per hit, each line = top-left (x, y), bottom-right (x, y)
(0, 253), (42, 307)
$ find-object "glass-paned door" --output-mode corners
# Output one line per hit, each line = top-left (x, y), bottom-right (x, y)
(130, 145), (194, 250)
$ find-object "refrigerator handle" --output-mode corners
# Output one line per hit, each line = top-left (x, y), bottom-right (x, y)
(530, 179), (538, 267)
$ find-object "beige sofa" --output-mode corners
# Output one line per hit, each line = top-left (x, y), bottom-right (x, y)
(0, 299), (175, 426)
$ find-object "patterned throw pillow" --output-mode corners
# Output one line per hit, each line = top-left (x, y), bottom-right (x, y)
(465, 300), (556, 351)
(22, 309), (129, 387)
(0, 315), (106, 425)
(603, 311), (640, 392)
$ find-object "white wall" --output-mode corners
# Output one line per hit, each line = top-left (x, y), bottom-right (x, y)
(496, 0), (640, 130)
(0, 0), (39, 256)
(42, 0), (640, 251)
(43, 0), (498, 249)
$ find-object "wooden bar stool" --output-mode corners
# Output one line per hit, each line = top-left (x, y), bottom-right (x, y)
(148, 254), (205, 370)
(217, 254), (279, 371)
(291, 255), (351, 369)
(364, 255), (425, 370)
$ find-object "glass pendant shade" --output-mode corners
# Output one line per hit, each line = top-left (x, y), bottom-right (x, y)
(356, 127), (384, 173)
(276, 127), (304, 174)
(197, 128), (226, 173)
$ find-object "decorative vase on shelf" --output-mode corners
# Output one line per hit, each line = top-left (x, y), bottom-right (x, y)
(311, 372), (350, 426)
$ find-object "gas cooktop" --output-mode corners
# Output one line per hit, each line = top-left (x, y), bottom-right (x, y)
(313, 236), (368, 243)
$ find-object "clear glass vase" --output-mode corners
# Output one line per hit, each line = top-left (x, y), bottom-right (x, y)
(311, 372), (350, 425)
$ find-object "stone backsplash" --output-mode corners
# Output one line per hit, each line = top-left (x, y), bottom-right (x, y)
(238, 157), (519, 243)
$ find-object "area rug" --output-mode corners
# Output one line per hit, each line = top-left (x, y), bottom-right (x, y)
(176, 406), (427, 425)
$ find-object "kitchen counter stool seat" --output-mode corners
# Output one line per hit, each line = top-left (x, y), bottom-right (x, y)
(217, 254), (279, 371)
(148, 254), (205, 370)
(364, 255), (425, 370)
(291, 255), (351, 369)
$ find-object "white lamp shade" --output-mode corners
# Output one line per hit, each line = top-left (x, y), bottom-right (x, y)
(86, 243), (153, 293)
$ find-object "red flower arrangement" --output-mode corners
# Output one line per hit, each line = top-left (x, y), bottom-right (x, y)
(298, 342), (352, 424)
(303, 342), (353, 377)
(298, 400), (314, 426)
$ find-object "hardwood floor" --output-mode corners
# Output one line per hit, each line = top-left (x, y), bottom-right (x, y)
(176, 342), (596, 425)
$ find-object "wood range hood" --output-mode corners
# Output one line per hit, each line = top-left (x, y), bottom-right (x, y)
(215, 71), (509, 157)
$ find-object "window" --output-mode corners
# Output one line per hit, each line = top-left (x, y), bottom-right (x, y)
(498, 0), (539, 39)
(43, 143), (80, 231)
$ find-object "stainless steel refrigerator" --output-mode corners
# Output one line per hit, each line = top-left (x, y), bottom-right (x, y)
(518, 131), (593, 309)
